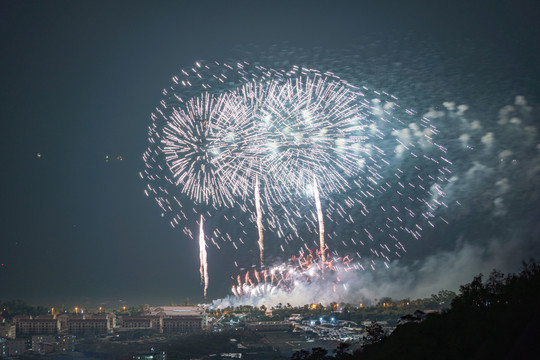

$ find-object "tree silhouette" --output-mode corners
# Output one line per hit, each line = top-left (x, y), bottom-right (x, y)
(291, 349), (310, 360)
(291, 347), (329, 360)
(334, 342), (352, 359)
(352, 260), (540, 360)
(364, 321), (385, 345)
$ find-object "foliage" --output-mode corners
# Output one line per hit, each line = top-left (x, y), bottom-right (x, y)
(363, 321), (385, 345)
(354, 260), (540, 359)
(113, 304), (145, 316)
(0, 299), (49, 320)
(430, 289), (457, 308)
(291, 347), (330, 360)
(333, 342), (353, 359)
(291, 343), (353, 360)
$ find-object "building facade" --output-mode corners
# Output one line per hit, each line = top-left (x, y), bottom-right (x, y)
(0, 323), (16, 339)
(162, 316), (203, 333)
(16, 316), (59, 337)
(120, 316), (161, 332)
(144, 306), (207, 334)
(68, 317), (108, 335)
(31, 334), (76, 354)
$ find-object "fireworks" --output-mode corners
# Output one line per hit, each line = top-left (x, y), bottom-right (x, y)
(236, 72), (369, 201)
(254, 175), (264, 266)
(199, 215), (209, 297)
(231, 249), (334, 299)
(142, 59), (454, 298)
(160, 91), (255, 207)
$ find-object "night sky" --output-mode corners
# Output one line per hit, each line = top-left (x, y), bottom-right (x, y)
(1, 0), (539, 307)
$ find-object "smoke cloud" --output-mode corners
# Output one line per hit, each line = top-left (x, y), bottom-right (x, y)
(213, 96), (540, 308)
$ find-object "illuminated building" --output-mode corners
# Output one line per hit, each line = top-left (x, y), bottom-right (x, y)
(16, 315), (59, 336)
(68, 315), (109, 335)
(120, 316), (161, 332)
(31, 334), (76, 354)
(144, 306), (207, 333)
(162, 316), (203, 333)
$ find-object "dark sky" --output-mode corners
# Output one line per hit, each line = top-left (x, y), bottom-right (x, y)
(1, 0), (539, 307)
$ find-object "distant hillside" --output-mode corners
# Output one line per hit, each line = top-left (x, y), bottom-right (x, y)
(357, 260), (540, 360)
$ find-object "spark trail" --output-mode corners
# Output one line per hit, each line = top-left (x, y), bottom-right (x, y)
(255, 175), (264, 266)
(199, 215), (208, 297)
(313, 176), (326, 262)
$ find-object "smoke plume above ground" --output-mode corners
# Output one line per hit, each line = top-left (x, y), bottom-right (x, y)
(213, 95), (540, 308)
(214, 233), (537, 308)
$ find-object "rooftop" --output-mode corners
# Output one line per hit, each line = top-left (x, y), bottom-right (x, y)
(146, 306), (205, 317)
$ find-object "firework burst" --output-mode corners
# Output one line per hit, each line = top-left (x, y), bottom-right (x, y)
(142, 59), (455, 298)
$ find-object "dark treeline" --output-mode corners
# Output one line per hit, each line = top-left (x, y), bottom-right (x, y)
(293, 260), (540, 360)
(0, 299), (49, 320)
